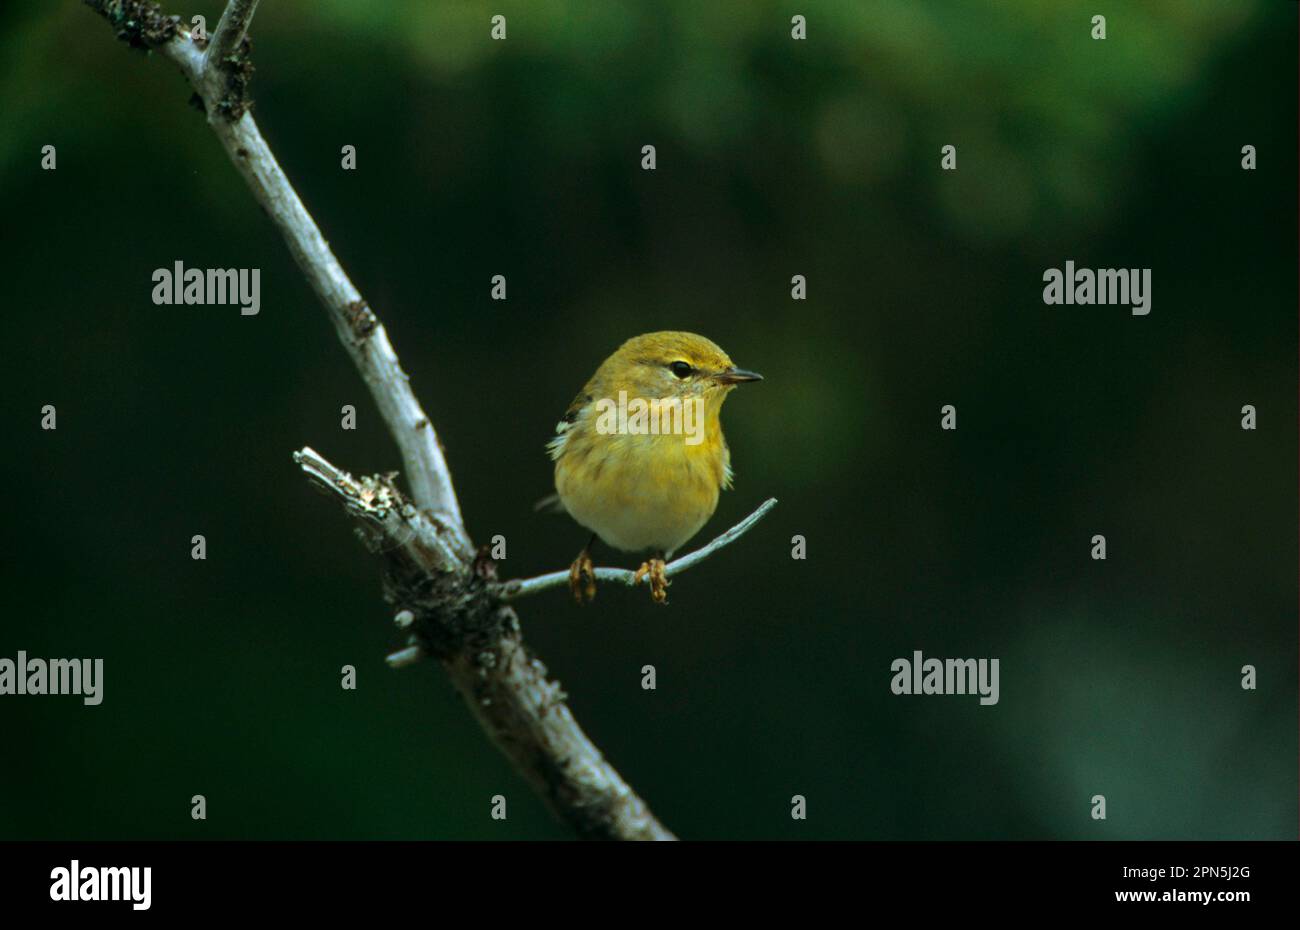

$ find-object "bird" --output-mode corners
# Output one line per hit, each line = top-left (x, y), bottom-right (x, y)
(543, 331), (762, 604)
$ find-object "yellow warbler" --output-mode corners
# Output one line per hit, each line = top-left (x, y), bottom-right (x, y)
(545, 331), (762, 604)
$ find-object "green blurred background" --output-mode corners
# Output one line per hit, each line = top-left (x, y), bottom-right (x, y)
(1, 0), (1295, 839)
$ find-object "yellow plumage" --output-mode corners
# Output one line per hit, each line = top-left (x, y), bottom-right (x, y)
(548, 331), (761, 603)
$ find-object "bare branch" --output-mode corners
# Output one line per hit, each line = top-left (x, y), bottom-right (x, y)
(83, 0), (465, 533)
(293, 448), (676, 840)
(495, 498), (779, 601)
(385, 645), (425, 669)
(89, 0), (771, 842)
(205, 0), (258, 64)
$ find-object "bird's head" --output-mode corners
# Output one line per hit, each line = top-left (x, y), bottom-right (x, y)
(596, 331), (763, 404)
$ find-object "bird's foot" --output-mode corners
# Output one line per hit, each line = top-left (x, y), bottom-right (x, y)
(633, 556), (670, 605)
(568, 549), (596, 604)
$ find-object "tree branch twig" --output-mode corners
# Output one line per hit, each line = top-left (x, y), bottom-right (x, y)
(85, 0), (465, 532)
(292, 447), (675, 840)
(494, 498), (779, 601)
(87, 0), (771, 841)
(205, 0), (258, 63)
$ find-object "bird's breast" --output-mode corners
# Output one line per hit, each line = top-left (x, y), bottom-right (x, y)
(555, 430), (725, 554)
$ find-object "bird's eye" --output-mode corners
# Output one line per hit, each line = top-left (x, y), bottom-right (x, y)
(668, 361), (693, 379)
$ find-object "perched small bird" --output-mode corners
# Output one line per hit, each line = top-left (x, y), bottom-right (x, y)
(545, 331), (762, 604)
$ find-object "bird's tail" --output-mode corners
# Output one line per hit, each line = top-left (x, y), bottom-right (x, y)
(533, 492), (565, 514)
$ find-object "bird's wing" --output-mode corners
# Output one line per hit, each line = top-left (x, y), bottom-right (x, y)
(559, 389), (591, 426)
(545, 389), (591, 461)
(538, 389), (592, 510)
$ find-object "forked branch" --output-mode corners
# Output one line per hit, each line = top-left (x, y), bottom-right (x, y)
(87, 0), (773, 841)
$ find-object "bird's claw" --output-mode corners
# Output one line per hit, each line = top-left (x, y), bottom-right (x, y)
(634, 557), (670, 605)
(568, 549), (596, 604)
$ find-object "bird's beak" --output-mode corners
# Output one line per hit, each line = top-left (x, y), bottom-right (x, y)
(713, 367), (764, 385)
